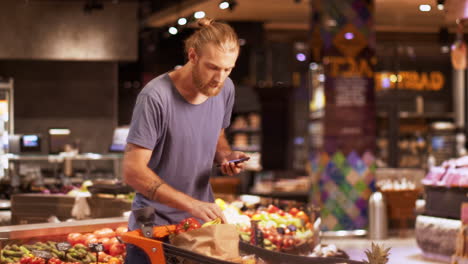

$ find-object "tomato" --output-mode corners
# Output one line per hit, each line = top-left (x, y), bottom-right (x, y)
(99, 237), (112, 251)
(277, 209), (285, 216)
(20, 257), (32, 264)
(109, 243), (126, 257)
(288, 207), (299, 216)
(98, 252), (112, 262)
(295, 211), (309, 223)
(266, 205), (279, 214)
(94, 228), (116, 239)
(175, 217), (201, 234)
(48, 258), (62, 264)
(109, 237), (119, 245)
(81, 233), (95, 241)
(85, 236), (98, 246)
(67, 232), (83, 245)
(115, 226), (128, 236)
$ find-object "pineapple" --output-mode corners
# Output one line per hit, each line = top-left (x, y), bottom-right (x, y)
(363, 242), (391, 264)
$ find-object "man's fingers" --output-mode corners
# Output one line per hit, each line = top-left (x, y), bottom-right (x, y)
(214, 206), (227, 223)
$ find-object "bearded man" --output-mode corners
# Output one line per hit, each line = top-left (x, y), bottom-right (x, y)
(123, 18), (248, 263)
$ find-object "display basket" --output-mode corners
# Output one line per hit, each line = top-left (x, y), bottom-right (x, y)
(121, 226), (365, 264)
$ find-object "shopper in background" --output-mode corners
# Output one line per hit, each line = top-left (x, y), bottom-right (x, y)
(123, 18), (247, 263)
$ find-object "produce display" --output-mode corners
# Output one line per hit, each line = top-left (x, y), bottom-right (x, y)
(217, 198), (317, 253)
(0, 227), (127, 264)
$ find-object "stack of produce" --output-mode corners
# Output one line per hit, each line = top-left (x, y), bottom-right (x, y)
(0, 227), (127, 264)
(217, 198), (317, 253)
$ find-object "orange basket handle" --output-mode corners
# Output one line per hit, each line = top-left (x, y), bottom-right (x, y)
(121, 225), (176, 264)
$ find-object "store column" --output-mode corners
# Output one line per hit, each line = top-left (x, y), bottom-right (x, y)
(310, 0), (376, 231)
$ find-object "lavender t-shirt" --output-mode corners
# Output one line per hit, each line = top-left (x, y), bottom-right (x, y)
(126, 73), (234, 229)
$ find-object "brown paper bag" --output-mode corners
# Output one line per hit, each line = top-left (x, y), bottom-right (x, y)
(170, 224), (240, 261)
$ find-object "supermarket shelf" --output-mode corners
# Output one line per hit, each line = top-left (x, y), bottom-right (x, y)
(377, 111), (454, 119)
(232, 146), (261, 152)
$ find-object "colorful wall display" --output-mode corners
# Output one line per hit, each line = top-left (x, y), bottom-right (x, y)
(310, 0), (376, 231)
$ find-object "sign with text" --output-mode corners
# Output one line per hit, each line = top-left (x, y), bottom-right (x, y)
(375, 71), (445, 91)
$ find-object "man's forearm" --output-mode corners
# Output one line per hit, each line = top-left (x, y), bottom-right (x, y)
(124, 164), (196, 213)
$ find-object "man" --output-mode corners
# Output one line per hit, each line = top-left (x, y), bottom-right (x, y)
(123, 18), (248, 263)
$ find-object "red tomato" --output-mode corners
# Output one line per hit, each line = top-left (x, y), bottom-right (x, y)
(81, 233), (95, 241)
(109, 237), (119, 245)
(175, 217), (201, 234)
(94, 228), (116, 238)
(85, 236), (98, 246)
(115, 226), (128, 236)
(288, 207), (299, 216)
(277, 209), (285, 216)
(98, 252), (112, 262)
(99, 237), (112, 251)
(67, 232), (83, 245)
(267, 205), (279, 214)
(48, 258), (62, 264)
(20, 257), (32, 264)
(109, 243), (126, 257)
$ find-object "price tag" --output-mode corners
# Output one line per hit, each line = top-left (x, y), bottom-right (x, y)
(56, 242), (71, 251)
(32, 250), (53, 260)
(88, 242), (104, 252)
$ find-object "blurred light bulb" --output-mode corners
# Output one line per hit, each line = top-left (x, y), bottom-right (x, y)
(219, 1), (229, 9)
(419, 4), (431, 12)
(309, 63), (318, 70)
(194, 11), (205, 19)
(178, 18), (187, 25)
(296, 53), (306, 62)
(344, 32), (354, 40)
(168, 27), (178, 35)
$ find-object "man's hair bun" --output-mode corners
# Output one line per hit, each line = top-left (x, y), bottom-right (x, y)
(197, 18), (214, 28)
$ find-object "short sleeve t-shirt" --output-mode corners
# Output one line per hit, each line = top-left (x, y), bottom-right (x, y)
(126, 73), (234, 229)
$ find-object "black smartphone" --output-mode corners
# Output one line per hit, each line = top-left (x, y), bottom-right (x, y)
(216, 157), (250, 167)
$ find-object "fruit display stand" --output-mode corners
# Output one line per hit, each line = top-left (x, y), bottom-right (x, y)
(0, 217), (127, 263)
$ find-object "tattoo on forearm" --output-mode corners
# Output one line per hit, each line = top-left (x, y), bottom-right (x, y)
(147, 179), (166, 201)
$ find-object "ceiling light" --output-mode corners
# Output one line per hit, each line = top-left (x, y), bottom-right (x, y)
(194, 11), (205, 19)
(296, 53), (306, 62)
(344, 32), (354, 40)
(168, 27), (178, 35)
(219, 1), (229, 9)
(177, 18), (187, 26)
(437, 0), (445, 10)
(419, 4), (431, 12)
(309, 63), (318, 70)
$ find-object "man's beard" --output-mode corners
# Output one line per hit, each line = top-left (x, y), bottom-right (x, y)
(192, 64), (222, 97)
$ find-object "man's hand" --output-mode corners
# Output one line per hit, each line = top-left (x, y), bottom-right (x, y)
(188, 200), (227, 223)
(219, 151), (249, 176)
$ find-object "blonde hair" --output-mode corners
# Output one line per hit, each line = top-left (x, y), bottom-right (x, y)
(185, 18), (239, 56)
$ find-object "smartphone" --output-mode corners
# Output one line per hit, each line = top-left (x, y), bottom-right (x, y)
(216, 157), (250, 167)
